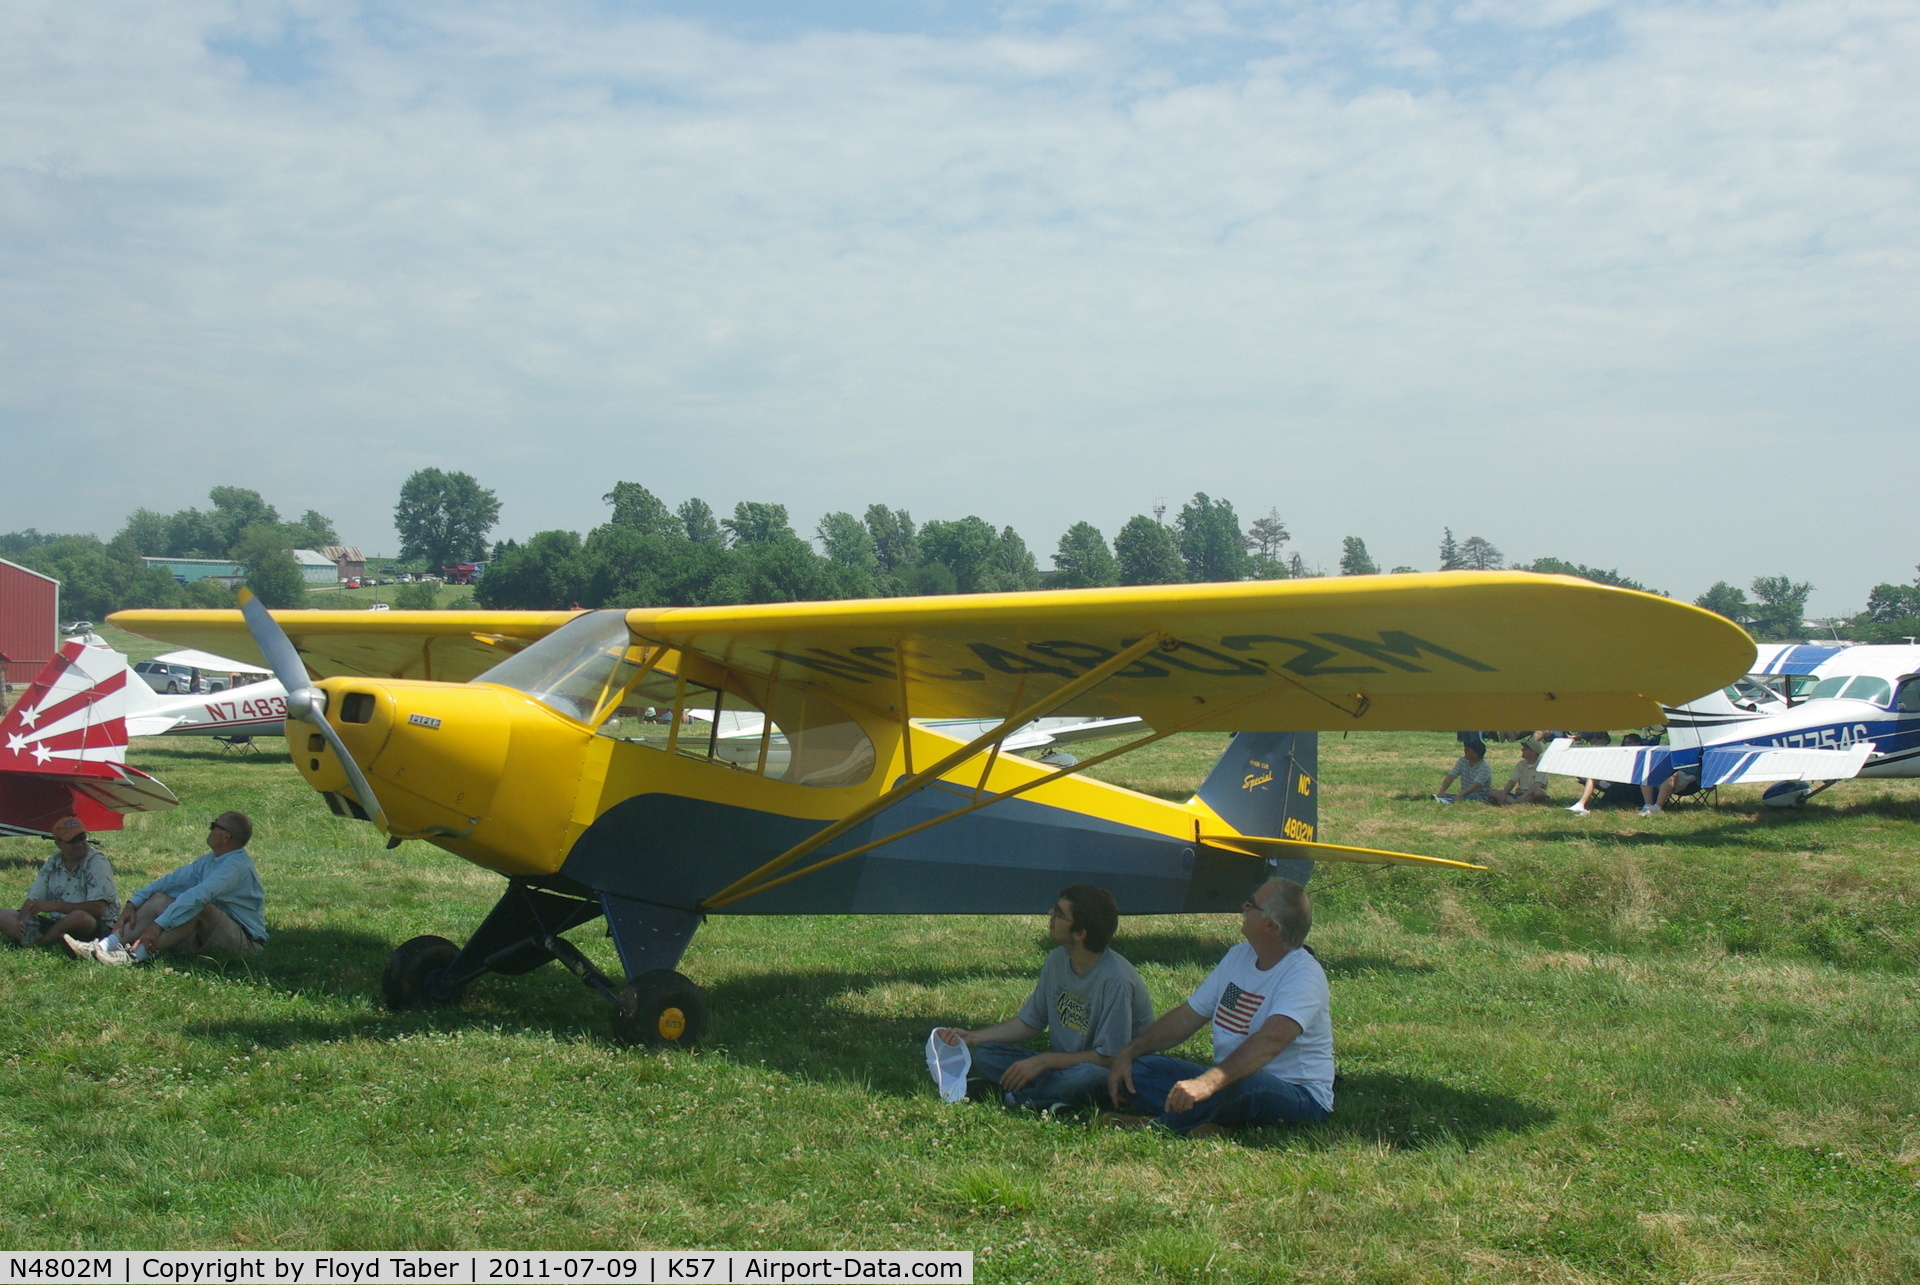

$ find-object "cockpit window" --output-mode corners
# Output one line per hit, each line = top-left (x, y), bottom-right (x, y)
(473, 610), (641, 723)
(1841, 676), (1892, 705)
(1805, 675), (1851, 701)
(1897, 679), (1920, 714)
(594, 651), (876, 789)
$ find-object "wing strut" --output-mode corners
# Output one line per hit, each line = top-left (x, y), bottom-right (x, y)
(700, 633), (1170, 910)
(701, 657), (1337, 910)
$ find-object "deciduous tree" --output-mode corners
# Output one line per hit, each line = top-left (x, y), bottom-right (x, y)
(604, 482), (682, 536)
(395, 469), (502, 571)
(233, 523), (307, 609)
(1458, 536), (1503, 570)
(1175, 493), (1249, 583)
(1694, 581), (1751, 622)
(1114, 515), (1185, 585)
(721, 502), (795, 547)
(678, 498), (723, 545)
(1749, 575), (1813, 640)
(1053, 522), (1118, 588)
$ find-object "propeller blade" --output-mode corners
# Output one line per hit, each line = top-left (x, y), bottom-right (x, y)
(236, 588), (313, 695)
(236, 588), (389, 834)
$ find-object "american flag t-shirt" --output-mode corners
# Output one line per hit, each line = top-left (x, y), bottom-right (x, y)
(1213, 981), (1267, 1036)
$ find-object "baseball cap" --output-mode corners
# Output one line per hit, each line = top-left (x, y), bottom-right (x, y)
(51, 817), (86, 844)
(925, 1029), (972, 1103)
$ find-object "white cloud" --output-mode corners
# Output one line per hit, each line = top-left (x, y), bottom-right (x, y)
(1, 0), (1915, 610)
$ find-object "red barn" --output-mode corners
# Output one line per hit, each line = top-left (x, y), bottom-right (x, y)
(0, 557), (59, 688)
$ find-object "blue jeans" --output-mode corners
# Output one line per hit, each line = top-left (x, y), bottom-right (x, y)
(969, 1042), (1112, 1111)
(1124, 1055), (1331, 1134)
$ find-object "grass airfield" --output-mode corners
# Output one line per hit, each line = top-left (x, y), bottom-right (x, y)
(2, 723), (1917, 1283)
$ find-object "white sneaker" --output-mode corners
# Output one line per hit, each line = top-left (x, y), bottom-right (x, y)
(67, 934), (134, 966)
(1638, 804), (1661, 816)
(1566, 804), (1589, 816)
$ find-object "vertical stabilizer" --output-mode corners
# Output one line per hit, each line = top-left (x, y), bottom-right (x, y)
(0, 642), (174, 838)
(0, 641), (132, 770)
(1661, 688), (1770, 757)
(1193, 732), (1318, 886)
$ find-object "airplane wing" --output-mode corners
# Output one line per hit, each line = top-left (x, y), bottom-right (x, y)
(107, 609), (582, 684)
(113, 573), (1750, 733)
(1535, 739), (1673, 784)
(624, 573), (1752, 733)
(1699, 744), (1877, 787)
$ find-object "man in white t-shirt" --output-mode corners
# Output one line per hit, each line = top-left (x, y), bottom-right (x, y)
(1105, 876), (1333, 1135)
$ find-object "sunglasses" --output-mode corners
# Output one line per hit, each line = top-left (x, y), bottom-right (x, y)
(209, 822), (230, 835)
(59, 833), (88, 845)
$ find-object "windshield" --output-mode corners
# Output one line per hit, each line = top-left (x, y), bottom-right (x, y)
(474, 610), (639, 722)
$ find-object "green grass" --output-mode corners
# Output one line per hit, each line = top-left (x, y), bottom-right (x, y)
(2, 731), (1917, 1281)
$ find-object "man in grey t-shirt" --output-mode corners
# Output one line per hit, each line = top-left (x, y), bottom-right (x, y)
(934, 884), (1153, 1112)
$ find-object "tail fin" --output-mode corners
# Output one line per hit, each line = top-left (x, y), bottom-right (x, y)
(0, 642), (173, 836)
(1661, 687), (1770, 756)
(0, 641), (132, 768)
(1193, 732), (1318, 885)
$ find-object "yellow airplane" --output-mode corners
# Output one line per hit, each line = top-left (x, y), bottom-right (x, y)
(113, 573), (1751, 1046)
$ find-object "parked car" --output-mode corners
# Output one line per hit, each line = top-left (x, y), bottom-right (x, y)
(133, 660), (195, 694)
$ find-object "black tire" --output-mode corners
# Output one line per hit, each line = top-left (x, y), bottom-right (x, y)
(165, 682), (180, 694)
(382, 934), (467, 1011)
(611, 969), (708, 1048)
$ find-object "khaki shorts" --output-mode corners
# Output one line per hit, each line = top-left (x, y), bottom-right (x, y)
(162, 903), (264, 958)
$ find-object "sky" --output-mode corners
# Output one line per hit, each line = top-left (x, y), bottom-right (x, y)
(2, 0), (1915, 615)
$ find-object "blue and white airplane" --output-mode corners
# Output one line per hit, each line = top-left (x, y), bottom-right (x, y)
(1540, 644), (1920, 806)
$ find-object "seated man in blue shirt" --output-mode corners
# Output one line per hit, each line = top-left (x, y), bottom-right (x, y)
(69, 811), (267, 965)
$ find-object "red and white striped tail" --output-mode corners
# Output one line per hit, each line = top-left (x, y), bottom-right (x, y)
(0, 642), (177, 837)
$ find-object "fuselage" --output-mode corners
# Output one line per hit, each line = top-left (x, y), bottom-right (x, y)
(287, 610), (1295, 917)
(1665, 686), (1920, 779)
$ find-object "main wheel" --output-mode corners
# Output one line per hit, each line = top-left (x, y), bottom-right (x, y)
(382, 934), (467, 1010)
(612, 969), (708, 1048)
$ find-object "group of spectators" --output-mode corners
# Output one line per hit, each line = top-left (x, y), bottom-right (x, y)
(3, 811), (267, 964)
(1434, 730), (1687, 817)
(935, 877), (1334, 1140)
(1433, 735), (1553, 807)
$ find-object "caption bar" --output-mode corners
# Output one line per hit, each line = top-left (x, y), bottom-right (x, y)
(1, 1255), (971, 1285)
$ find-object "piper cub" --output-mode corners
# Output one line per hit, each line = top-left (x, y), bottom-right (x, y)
(114, 573), (1750, 1045)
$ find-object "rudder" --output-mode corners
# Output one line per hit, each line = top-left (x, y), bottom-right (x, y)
(1193, 731), (1318, 886)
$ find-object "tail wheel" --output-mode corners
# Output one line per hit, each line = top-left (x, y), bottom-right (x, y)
(612, 969), (708, 1048)
(383, 934), (467, 1010)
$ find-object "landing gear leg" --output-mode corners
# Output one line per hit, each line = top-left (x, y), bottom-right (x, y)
(603, 895), (706, 1049)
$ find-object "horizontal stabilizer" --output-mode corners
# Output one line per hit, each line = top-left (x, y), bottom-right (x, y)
(1537, 739), (1672, 785)
(1700, 744), (1876, 787)
(65, 765), (181, 815)
(1198, 833), (1485, 871)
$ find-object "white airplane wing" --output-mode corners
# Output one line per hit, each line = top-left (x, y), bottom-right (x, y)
(1700, 744), (1877, 787)
(1535, 738), (1671, 784)
(917, 715), (1144, 754)
(152, 647), (273, 675)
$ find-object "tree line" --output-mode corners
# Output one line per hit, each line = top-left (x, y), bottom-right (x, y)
(6, 471), (1912, 645)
